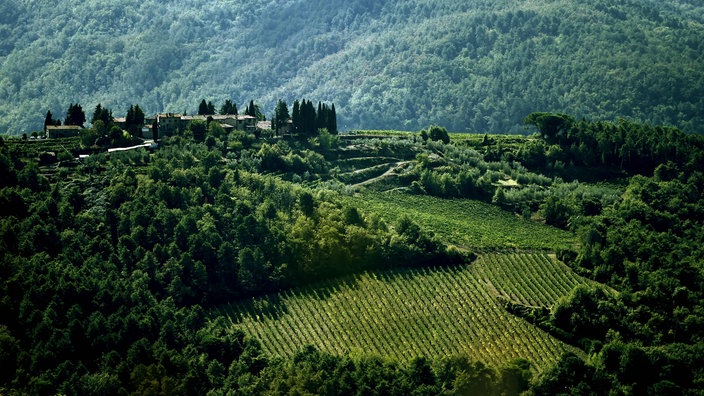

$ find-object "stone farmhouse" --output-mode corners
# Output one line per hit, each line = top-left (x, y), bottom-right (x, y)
(45, 125), (82, 139)
(156, 113), (257, 136)
(45, 113), (259, 140)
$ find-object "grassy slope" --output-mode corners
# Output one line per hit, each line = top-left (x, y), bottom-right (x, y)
(219, 253), (586, 371)
(350, 192), (576, 251)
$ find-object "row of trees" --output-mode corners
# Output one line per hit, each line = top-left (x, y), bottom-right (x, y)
(273, 99), (338, 135)
(197, 99), (265, 121)
(523, 112), (704, 174)
(43, 103), (86, 130)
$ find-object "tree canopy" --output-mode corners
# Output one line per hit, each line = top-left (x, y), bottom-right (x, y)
(2, 0), (704, 135)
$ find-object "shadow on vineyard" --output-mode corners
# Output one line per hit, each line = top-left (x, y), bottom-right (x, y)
(219, 253), (590, 371)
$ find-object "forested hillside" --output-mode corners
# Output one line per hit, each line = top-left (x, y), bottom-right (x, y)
(2, 112), (704, 393)
(1, 0), (703, 135)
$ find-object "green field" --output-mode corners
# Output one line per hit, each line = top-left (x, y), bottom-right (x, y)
(350, 192), (577, 251)
(218, 253), (588, 372)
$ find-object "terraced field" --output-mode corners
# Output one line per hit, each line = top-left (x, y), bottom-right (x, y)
(218, 252), (589, 372)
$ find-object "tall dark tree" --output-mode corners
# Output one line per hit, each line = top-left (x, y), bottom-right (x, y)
(65, 103), (86, 127)
(245, 100), (264, 121)
(329, 103), (337, 133)
(152, 119), (159, 142)
(273, 100), (290, 136)
(125, 104), (145, 137)
(316, 101), (325, 130)
(44, 110), (59, 130)
(198, 99), (209, 116)
(292, 100), (301, 134)
(220, 100), (237, 115)
(207, 101), (215, 115)
(245, 100), (255, 117)
(524, 112), (575, 144)
(91, 104), (112, 126)
(300, 99), (316, 135)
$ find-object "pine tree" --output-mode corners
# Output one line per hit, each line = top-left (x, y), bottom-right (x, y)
(207, 101), (215, 115)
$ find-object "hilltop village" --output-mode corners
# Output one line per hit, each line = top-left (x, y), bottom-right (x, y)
(40, 99), (337, 144)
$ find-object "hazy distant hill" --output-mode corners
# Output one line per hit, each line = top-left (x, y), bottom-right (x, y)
(1, 0), (703, 135)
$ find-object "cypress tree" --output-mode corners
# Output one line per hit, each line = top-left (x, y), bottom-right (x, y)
(198, 99), (208, 116)
(91, 104), (103, 124)
(292, 100), (301, 134)
(44, 110), (54, 130)
(126, 105), (134, 127)
(316, 101), (325, 131)
(329, 103), (338, 134)
(126, 104), (146, 137)
(220, 99), (238, 115)
(274, 100), (290, 136)
(301, 100), (316, 135)
(65, 103), (86, 127)
(133, 104), (145, 126)
(92, 104), (113, 126)
(152, 119), (159, 141)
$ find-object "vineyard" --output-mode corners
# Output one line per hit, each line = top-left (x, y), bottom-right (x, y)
(218, 253), (591, 372)
(349, 192), (576, 251)
(473, 253), (590, 308)
(4, 136), (82, 159)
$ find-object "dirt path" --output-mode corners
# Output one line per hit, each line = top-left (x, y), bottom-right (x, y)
(351, 161), (413, 188)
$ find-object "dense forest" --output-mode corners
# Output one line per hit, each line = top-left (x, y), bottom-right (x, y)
(1, 110), (704, 393)
(1, 0), (704, 135)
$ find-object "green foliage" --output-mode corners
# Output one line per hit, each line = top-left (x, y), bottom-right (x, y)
(222, 253), (582, 371)
(186, 119), (207, 142)
(64, 103), (86, 127)
(427, 125), (450, 144)
(273, 99), (290, 135)
(526, 112), (704, 175)
(124, 103), (145, 137)
(91, 103), (112, 126)
(524, 112), (575, 144)
(219, 99), (237, 115)
(351, 192), (576, 251)
(0, 136), (480, 394)
(3, 108), (704, 393)
(3, 1), (704, 135)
